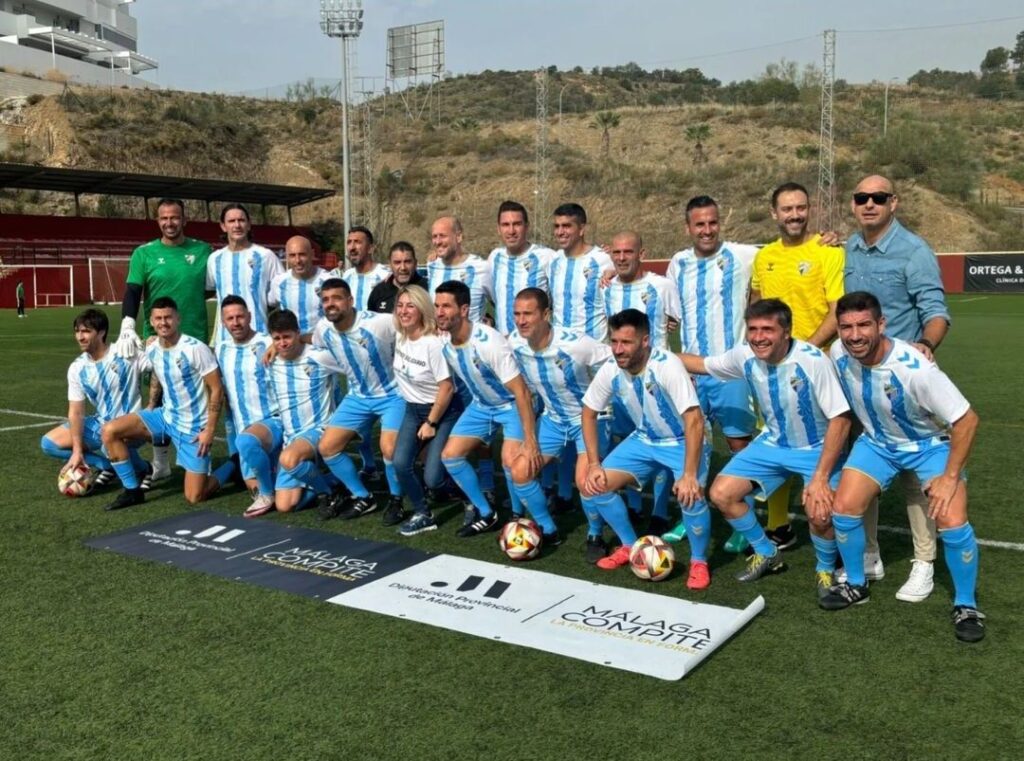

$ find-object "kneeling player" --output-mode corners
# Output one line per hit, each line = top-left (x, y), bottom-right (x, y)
(580, 309), (711, 589)
(41, 308), (152, 492)
(823, 291), (984, 642)
(101, 297), (233, 509)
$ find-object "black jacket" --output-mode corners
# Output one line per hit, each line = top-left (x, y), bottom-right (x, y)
(367, 271), (428, 314)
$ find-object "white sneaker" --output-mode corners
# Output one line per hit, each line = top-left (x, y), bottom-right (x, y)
(895, 560), (934, 603)
(835, 552), (886, 583)
(244, 493), (275, 518)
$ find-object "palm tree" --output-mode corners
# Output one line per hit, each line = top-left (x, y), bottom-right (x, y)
(685, 123), (711, 165)
(591, 111), (621, 156)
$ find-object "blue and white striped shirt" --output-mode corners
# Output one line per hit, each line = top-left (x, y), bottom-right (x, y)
(830, 338), (970, 452)
(216, 332), (278, 432)
(604, 272), (681, 350)
(268, 347), (338, 443)
(333, 263), (391, 311)
(66, 351), (142, 423)
(489, 243), (555, 336)
(207, 244), (283, 344)
(667, 242), (757, 355)
(427, 254), (493, 323)
(312, 311), (398, 399)
(270, 267), (332, 335)
(550, 246), (613, 341)
(706, 339), (849, 450)
(139, 335), (219, 436)
(442, 323), (521, 409)
(511, 330), (611, 425)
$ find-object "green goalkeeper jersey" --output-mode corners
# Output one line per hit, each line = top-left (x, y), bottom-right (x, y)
(127, 237), (212, 340)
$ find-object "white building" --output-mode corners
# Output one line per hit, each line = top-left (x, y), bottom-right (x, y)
(0, 0), (156, 88)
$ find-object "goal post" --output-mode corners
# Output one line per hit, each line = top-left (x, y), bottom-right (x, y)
(88, 257), (131, 305)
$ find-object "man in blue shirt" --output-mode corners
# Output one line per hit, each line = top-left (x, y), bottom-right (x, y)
(842, 174), (951, 603)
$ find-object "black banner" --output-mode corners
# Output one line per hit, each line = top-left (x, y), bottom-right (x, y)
(964, 254), (1024, 292)
(85, 511), (432, 600)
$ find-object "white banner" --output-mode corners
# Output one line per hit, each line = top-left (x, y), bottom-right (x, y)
(330, 554), (764, 681)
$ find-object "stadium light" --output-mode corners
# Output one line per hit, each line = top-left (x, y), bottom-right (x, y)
(320, 0), (364, 237)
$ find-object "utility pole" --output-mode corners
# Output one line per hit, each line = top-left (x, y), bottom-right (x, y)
(535, 69), (549, 239)
(816, 29), (836, 232)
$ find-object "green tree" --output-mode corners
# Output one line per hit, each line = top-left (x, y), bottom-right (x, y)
(591, 110), (621, 156)
(980, 47), (1010, 74)
(1012, 30), (1024, 69)
(684, 123), (711, 165)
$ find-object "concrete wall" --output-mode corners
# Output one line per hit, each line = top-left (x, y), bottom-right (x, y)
(0, 39), (151, 89)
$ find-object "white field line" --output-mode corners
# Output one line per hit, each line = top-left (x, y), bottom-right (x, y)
(0, 408), (66, 421)
(0, 421), (59, 432)
(954, 296), (989, 303)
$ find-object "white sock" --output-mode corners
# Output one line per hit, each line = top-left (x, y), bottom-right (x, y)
(152, 444), (170, 470)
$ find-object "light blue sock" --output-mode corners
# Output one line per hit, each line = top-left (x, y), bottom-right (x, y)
(126, 448), (145, 474)
(504, 467), (524, 514)
(359, 436), (377, 473)
(40, 435), (68, 462)
(832, 514), (866, 586)
(236, 432), (274, 496)
(581, 496), (604, 537)
(653, 468), (671, 519)
(111, 459), (139, 490)
(625, 488), (643, 515)
(85, 452), (112, 470)
(444, 457), (491, 515)
(516, 479), (556, 534)
(288, 460), (332, 495)
(213, 460), (236, 488)
(558, 447), (575, 500)
(295, 488), (318, 511)
(541, 460), (555, 490)
(683, 502), (711, 562)
(323, 452), (370, 498)
(725, 508), (775, 558)
(478, 456), (495, 492)
(810, 533), (838, 573)
(940, 523), (979, 608)
(383, 458), (401, 497)
(590, 492), (638, 546)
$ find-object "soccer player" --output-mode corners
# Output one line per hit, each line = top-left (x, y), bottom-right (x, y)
(823, 291), (984, 643)
(368, 241), (429, 314)
(41, 308), (151, 490)
(489, 201), (555, 338)
(666, 195), (759, 553)
(510, 287), (612, 555)
(680, 299), (851, 596)
(548, 203), (612, 341)
(842, 175), (951, 602)
(332, 225), (391, 310)
(101, 297), (232, 510)
(216, 296), (283, 518)
(269, 235), (333, 338)
(313, 278), (405, 521)
(580, 309), (710, 588)
(207, 203), (283, 346)
(426, 216), (493, 323)
(748, 182), (845, 550)
(436, 281), (544, 537)
(266, 309), (341, 513)
(15, 279), (25, 317)
(111, 198), (212, 480)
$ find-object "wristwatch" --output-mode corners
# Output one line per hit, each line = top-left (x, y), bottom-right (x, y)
(918, 338), (935, 352)
(425, 419), (438, 429)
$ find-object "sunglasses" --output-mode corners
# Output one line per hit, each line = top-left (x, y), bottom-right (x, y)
(852, 192), (893, 205)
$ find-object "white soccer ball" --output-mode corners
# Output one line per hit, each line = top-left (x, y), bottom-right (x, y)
(499, 518), (543, 561)
(629, 535), (675, 581)
(58, 463), (96, 498)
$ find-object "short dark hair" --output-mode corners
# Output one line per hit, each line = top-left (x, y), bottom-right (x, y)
(771, 182), (810, 208)
(156, 198), (185, 215)
(220, 294), (248, 310)
(498, 200), (529, 225)
(514, 287), (549, 311)
(348, 225), (374, 245)
(150, 296), (178, 312)
(268, 309), (299, 334)
(320, 277), (351, 296)
(219, 202), (250, 223)
(745, 298), (792, 330)
(73, 308), (109, 342)
(435, 280), (471, 308)
(553, 202), (587, 224)
(837, 291), (883, 321)
(685, 195), (718, 221)
(608, 308), (650, 336)
(389, 241), (416, 260)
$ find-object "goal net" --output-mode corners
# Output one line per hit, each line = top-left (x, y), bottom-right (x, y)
(89, 258), (131, 305)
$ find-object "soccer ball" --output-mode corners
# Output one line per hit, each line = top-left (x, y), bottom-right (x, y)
(629, 535), (675, 581)
(499, 518), (543, 561)
(58, 463), (96, 498)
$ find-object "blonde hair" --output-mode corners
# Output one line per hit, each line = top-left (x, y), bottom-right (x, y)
(393, 285), (437, 338)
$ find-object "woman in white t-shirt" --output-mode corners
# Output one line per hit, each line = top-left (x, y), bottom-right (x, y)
(387, 285), (462, 535)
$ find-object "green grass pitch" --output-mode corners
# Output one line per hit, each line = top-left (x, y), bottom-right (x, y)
(2, 295), (1023, 760)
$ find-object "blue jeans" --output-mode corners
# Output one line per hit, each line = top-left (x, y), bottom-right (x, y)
(393, 398), (461, 514)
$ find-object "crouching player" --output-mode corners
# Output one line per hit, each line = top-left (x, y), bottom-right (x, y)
(41, 308), (152, 492)
(822, 291), (985, 642)
(580, 309), (711, 589)
(101, 297), (233, 509)
(680, 299), (851, 596)
(217, 296), (283, 518)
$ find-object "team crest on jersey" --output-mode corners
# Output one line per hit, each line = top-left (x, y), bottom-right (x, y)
(798, 261), (812, 275)
(175, 355), (187, 370)
(716, 258), (726, 271)
(640, 290), (651, 304)
(248, 255), (259, 268)
(788, 375), (805, 392)
(766, 263), (775, 272)
(185, 254), (196, 265)
(883, 382), (899, 400)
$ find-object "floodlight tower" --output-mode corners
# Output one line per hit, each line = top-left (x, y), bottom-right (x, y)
(535, 69), (549, 235)
(320, 0), (364, 236)
(816, 29), (836, 232)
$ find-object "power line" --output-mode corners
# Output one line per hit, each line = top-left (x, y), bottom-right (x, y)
(839, 14), (1024, 35)
(636, 35), (820, 68)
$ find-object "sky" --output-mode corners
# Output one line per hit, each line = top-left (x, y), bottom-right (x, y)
(131, 1), (1024, 94)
